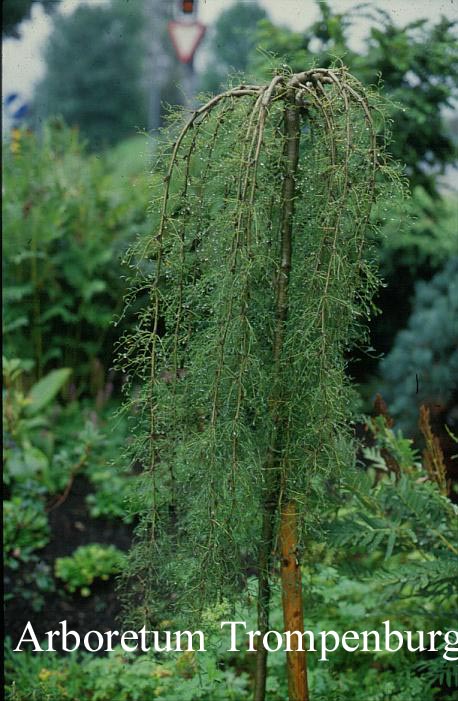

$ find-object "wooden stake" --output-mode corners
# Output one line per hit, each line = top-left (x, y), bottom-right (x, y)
(280, 501), (309, 701)
(254, 90), (303, 701)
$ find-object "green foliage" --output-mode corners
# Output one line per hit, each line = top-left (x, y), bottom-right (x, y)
(3, 358), (102, 494)
(3, 354), (135, 522)
(85, 468), (135, 523)
(34, 0), (147, 149)
(25, 368), (72, 416)
(365, 415), (421, 471)
(3, 359), (133, 612)
(81, 404), (135, 521)
(4, 645), (87, 701)
(2, 356), (133, 613)
(3, 491), (55, 610)
(200, 2), (267, 93)
(3, 359), (70, 488)
(54, 544), (126, 596)
(358, 13), (458, 197)
(334, 469), (458, 578)
(3, 121), (150, 388)
(4, 644), (251, 701)
(381, 257), (458, 431)
(246, 2), (458, 378)
(378, 189), (458, 276)
(323, 418), (458, 698)
(3, 497), (50, 570)
(251, 1), (458, 197)
(4, 6), (456, 699)
(4, 420), (457, 699)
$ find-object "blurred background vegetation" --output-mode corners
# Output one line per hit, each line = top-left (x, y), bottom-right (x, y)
(3, 1), (458, 699)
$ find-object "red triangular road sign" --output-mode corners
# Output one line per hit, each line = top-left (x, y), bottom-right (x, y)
(168, 20), (206, 64)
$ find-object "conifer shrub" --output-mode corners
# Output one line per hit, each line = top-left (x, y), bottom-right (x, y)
(117, 66), (400, 700)
(381, 257), (458, 433)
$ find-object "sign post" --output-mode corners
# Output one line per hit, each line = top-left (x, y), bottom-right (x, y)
(168, 21), (206, 65)
(167, 0), (206, 106)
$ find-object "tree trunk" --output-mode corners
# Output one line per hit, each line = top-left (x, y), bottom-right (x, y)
(254, 89), (302, 701)
(254, 498), (276, 701)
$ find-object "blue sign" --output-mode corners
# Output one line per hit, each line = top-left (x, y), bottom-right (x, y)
(4, 92), (29, 126)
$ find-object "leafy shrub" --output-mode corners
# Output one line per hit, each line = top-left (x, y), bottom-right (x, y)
(54, 544), (127, 596)
(5, 414), (458, 698)
(3, 497), (50, 570)
(3, 358), (100, 495)
(86, 469), (135, 523)
(379, 190), (458, 277)
(3, 357), (120, 613)
(323, 413), (458, 698)
(3, 359), (71, 484)
(3, 354), (135, 613)
(2, 121), (150, 392)
(4, 643), (90, 701)
(250, 4), (458, 197)
(81, 404), (135, 523)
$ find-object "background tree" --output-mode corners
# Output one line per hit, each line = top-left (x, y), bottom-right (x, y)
(2, 0), (59, 38)
(248, 2), (458, 383)
(381, 257), (458, 434)
(199, 1), (267, 93)
(252, 2), (458, 197)
(33, 0), (147, 150)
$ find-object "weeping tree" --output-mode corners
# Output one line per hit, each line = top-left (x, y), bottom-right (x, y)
(118, 66), (399, 700)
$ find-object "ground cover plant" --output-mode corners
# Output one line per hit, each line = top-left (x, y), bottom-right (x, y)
(5, 412), (458, 700)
